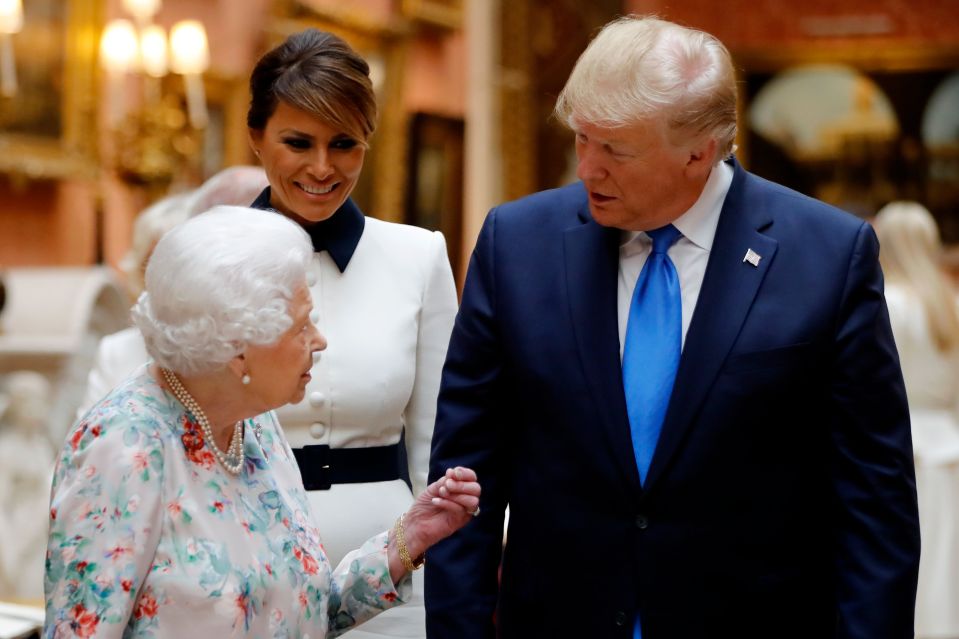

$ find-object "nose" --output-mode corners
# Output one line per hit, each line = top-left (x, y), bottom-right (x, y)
(310, 324), (327, 354)
(309, 149), (334, 181)
(575, 142), (606, 182)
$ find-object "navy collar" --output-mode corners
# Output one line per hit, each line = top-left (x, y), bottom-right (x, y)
(250, 186), (365, 273)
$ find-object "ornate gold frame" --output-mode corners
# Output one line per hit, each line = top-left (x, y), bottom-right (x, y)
(733, 42), (959, 167)
(734, 41), (959, 238)
(0, 0), (101, 180)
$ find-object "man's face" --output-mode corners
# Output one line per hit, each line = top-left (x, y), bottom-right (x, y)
(574, 119), (705, 231)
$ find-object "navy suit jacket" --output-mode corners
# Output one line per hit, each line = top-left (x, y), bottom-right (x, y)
(426, 159), (920, 639)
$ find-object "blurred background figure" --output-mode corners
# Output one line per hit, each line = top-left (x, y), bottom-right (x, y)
(117, 193), (192, 306)
(875, 200), (959, 639)
(0, 371), (55, 600)
(78, 166), (268, 414)
(181, 164), (271, 226)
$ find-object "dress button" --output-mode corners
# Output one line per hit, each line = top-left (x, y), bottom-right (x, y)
(310, 310), (320, 324)
(309, 391), (326, 407)
(614, 611), (627, 626)
(309, 422), (326, 438)
(635, 514), (650, 530)
(306, 272), (317, 286)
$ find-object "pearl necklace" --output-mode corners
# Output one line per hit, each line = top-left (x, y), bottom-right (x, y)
(161, 368), (244, 475)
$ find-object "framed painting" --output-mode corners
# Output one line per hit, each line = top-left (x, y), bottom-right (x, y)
(0, 0), (100, 180)
(405, 113), (464, 279)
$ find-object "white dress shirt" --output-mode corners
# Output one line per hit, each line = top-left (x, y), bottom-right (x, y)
(618, 160), (734, 358)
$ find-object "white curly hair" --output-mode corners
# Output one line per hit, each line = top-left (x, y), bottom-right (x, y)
(132, 206), (313, 375)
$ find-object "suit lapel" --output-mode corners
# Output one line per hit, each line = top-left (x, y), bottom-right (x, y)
(564, 206), (643, 492)
(644, 162), (778, 489)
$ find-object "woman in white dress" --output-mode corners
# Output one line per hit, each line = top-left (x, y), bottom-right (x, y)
(246, 29), (458, 638)
(875, 201), (959, 639)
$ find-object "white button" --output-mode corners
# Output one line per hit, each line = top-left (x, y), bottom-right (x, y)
(310, 310), (320, 324)
(309, 422), (326, 438)
(306, 272), (317, 286)
(309, 391), (326, 407)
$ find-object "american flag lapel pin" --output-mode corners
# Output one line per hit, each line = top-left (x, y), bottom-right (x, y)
(743, 248), (761, 267)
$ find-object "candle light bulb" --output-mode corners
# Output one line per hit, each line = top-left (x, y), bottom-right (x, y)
(140, 24), (167, 78)
(169, 20), (208, 75)
(100, 19), (138, 74)
(122, 0), (161, 25)
(0, 0), (23, 35)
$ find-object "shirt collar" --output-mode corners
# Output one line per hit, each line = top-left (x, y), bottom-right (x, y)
(620, 159), (734, 252)
(250, 186), (365, 273)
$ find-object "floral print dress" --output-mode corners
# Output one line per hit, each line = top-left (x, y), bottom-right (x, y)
(44, 368), (409, 638)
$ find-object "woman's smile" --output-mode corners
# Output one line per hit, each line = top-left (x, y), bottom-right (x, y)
(251, 101), (366, 224)
(297, 181), (336, 196)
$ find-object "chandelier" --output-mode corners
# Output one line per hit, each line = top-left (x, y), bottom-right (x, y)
(98, 0), (210, 188)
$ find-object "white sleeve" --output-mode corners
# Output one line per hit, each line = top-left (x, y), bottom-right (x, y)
(78, 336), (119, 419)
(44, 412), (165, 638)
(77, 330), (148, 420)
(402, 231), (458, 496)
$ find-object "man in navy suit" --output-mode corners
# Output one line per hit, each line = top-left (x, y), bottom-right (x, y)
(425, 16), (919, 639)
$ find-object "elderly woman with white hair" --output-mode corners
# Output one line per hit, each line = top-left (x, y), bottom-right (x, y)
(875, 201), (959, 639)
(44, 207), (480, 638)
(79, 166), (270, 414)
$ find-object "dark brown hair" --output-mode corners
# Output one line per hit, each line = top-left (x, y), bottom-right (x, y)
(248, 29), (376, 142)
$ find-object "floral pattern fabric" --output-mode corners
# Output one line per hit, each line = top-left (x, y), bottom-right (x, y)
(44, 368), (409, 638)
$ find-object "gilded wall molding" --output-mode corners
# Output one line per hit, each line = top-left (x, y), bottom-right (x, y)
(0, 0), (101, 181)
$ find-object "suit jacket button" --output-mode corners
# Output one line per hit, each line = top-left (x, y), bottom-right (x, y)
(635, 514), (650, 530)
(614, 611), (628, 626)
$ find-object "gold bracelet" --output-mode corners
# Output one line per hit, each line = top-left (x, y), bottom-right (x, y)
(393, 514), (425, 572)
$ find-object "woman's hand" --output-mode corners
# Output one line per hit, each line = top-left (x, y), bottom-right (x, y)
(387, 467), (480, 580)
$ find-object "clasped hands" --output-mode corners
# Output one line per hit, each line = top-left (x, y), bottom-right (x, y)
(388, 467), (480, 580)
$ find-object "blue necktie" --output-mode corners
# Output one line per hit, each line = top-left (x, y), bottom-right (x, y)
(623, 224), (682, 486)
(623, 225), (682, 639)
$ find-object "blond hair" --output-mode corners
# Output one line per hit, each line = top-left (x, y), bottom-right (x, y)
(875, 201), (959, 352)
(554, 16), (738, 159)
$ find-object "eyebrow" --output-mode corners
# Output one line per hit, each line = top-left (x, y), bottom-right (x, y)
(278, 129), (356, 142)
(278, 128), (312, 137)
(577, 130), (618, 146)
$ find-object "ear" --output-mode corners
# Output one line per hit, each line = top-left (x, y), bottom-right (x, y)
(248, 128), (263, 158)
(685, 137), (718, 179)
(227, 353), (247, 381)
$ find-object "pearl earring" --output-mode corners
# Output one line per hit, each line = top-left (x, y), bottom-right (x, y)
(242, 374), (251, 385)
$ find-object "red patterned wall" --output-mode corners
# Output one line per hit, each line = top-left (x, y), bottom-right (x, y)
(626, 0), (959, 50)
